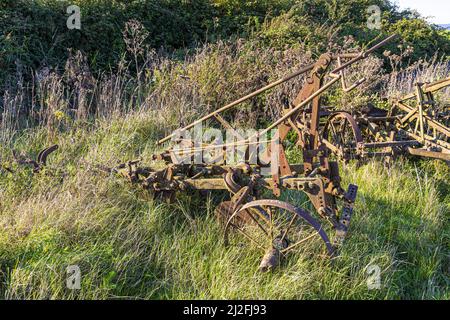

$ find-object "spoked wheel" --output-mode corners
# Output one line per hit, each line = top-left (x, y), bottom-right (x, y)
(224, 199), (335, 271)
(323, 112), (363, 162)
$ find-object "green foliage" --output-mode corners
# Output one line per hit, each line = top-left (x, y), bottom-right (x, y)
(387, 18), (450, 61)
(255, 0), (450, 60)
(0, 0), (293, 87)
(1, 0), (449, 90)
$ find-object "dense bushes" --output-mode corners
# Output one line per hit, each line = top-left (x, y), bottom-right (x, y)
(1, 0), (449, 88)
(0, 0), (293, 86)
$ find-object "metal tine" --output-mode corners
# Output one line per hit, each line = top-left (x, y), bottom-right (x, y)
(37, 145), (59, 166)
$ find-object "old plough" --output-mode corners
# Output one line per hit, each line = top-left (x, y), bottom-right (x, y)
(108, 35), (397, 271)
(323, 77), (450, 163)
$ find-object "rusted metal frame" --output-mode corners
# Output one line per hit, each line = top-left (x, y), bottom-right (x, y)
(399, 77), (450, 102)
(415, 83), (426, 142)
(80, 36), (409, 272)
(170, 163), (306, 177)
(158, 64), (316, 144)
(398, 129), (450, 151)
(393, 78), (450, 158)
(285, 50), (373, 223)
(165, 47), (374, 158)
(406, 147), (450, 161)
(362, 140), (420, 148)
(252, 77), (342, 140)
(268, 53), (334, 181)
(153, 35), (396, 167)
(240, 67), (340, 195)
(164, 36), (392, 206)
(179, 175), (337, 194)
(396, 102), (450, 137)
(303, 79), (321, 173)
(132, 36), (396, 268)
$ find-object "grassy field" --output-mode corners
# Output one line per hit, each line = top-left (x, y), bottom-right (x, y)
(1, 1), (449, 300)
(0, 109), (448, 300)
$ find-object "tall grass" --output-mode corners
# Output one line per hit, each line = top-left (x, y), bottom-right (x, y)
(0, 21), (449, 300)
(1, 115), (448, 299)
(382, 55), (450, 99)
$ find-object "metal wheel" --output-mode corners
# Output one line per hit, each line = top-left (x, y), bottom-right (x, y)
(224, 199), (334, 270)
(323, 112), (363, 162)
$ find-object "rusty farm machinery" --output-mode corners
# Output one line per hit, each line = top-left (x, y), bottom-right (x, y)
(322, 77), (450, 163)
(103, 35), (401, 271)
(2, 33), (447, 271)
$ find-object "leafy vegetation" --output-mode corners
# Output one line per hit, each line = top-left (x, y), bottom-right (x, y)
(0, 0), (449, 300)
(1, 0), (449, 88)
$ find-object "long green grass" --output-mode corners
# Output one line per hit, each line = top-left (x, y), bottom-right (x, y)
(0, 110), (448, 299)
